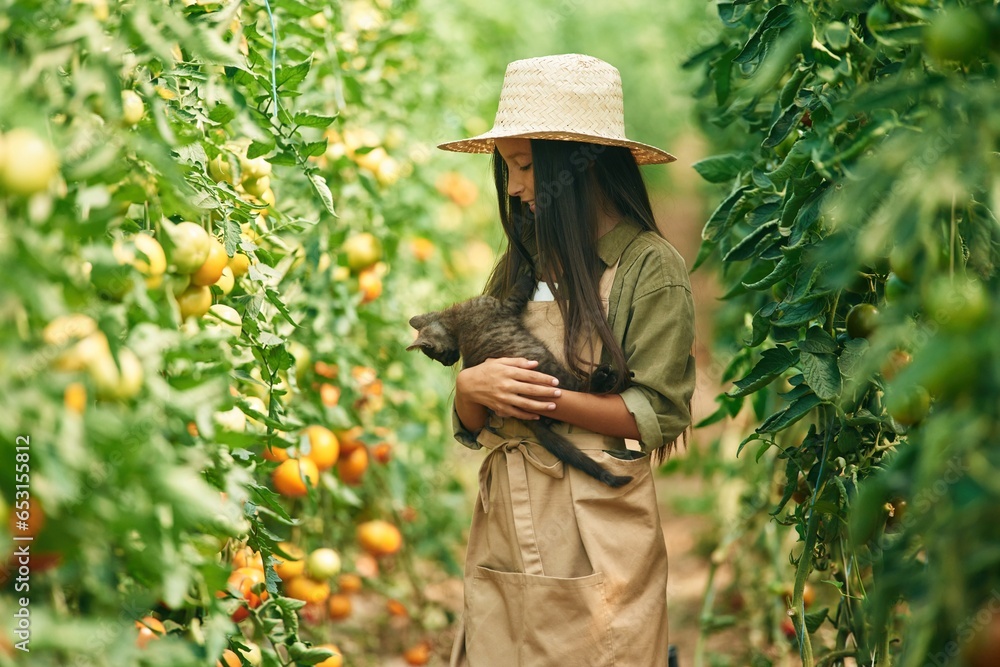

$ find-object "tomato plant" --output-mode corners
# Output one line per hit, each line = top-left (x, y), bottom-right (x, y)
(690, 1), (999, 665)
(0, 0), (493, 664)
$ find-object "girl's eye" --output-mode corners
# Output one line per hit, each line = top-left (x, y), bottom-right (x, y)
(519, 163), (532, 172)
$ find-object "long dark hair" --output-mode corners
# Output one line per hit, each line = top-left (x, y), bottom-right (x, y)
(485, 139), (659, 390)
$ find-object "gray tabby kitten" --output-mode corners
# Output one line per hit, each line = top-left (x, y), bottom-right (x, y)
(407, 272), (632, 487)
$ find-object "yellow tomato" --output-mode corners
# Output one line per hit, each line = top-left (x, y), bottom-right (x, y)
(177, 285), (212, 319)
(0, 128), (59, 196)
(121, 90), (145, 126)
(191, 237), (228, 286)
(89, 347), (144, 401)
(215, 265), (235, 294)
(113, 233), (166, 287)
(207, 304), (242, 337)
(169, 222), (211, 274)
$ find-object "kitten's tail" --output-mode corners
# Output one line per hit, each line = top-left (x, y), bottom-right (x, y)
(524, 421), (632, 488)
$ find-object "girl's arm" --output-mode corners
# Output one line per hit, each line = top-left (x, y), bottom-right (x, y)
(455, 357), (562, 431)
(533, 389), (640, 440)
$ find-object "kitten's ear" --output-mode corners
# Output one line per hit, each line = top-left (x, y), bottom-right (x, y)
(406, 331), (428, 352)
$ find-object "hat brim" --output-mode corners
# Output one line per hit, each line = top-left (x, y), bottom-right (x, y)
(438, 130), (676, 166)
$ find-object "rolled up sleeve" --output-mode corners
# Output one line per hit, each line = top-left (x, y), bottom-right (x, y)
(620, 283), (696, 451)
(452, 402), (483, 450)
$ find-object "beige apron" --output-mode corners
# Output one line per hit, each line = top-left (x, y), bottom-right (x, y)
(450, 265), (670, 667)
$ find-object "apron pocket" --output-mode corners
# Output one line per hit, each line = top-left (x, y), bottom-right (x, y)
(468, 566), (615, 667)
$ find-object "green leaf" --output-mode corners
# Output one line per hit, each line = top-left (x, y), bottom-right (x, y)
(733, 4), (795, 65)
(702, 186), (748, 242)
(743, 253), (798, 290)
(300, 140), (328, 158)
(799, 350), (842, 401)
(729, 345), (797, 397)
(176, 143), (208, 167)
(693, 153), (751, 183)
(773, 297), (827, 327)
(276, 60), (311, 89)
(798, 326), (836, 354)
(736, 432), (760, 457)
(308, 172), (336, 215)
(763, 105), (804, 148)
(208, 103), (236, 125)
(757, 393), (821, 433)
(838, 338), (869, 380)
(805, 607), (830, 633)
(723, 220), (780, 262)
(223, 218), (242, 257)
(247, 140), (275, 160)
(293, 112), (338, 128)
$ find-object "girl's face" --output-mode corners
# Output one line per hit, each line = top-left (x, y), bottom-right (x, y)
(494, 138), (535, 213)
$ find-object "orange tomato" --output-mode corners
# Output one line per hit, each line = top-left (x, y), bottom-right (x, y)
(227, 566), (268, 611)
(314, 360), (338, 379)
(358, 267), (382, 303)
(274, 542), (305, 581)
(64, 381), (87, 414)
(191, 237), (228, 286)
(135, 616), (165, 649)
(327, 593), (352, 620)
(319, 382), (341, 407)
(409, 237), (435, 262)
(283, 575), (331, 604)
(217, 649), (241, 667)
(338, 573), (362, 594)
(357, 520), (402, 557)
(302, 425), (339, 471)
(262, 443), (292, 463)
(272, 458), (319, 497)
(337, 444), (369, 485)
(337, 426), (365, 456)
(232, 545), (263, 572)
(403, 641), (431, 666)
(373, 442), (392, 464)
(386, 598), (408, 617)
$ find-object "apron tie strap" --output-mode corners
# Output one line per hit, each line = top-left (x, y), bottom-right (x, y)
(476, 428), (565, 576)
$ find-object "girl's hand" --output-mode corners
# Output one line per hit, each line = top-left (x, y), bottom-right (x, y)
(457, 358), (561, 421)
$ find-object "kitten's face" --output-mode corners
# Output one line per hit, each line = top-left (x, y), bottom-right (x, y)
(407, 313), (461, 366)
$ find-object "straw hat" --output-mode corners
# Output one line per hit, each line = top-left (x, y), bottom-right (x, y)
(438, 53), (675, 165)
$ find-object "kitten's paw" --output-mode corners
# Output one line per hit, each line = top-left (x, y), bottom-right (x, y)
(590, 365), (617, 393)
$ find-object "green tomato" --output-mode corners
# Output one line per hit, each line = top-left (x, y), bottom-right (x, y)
(846, 303), (880, 339)
(924, 8), (988, 64)
(208, 154), (235, 185)
(885, 385), (930, 426)
(305, 547), (342, 580)
(884, 272), (911, 305)
(169, 221), (211, 274)
(923, 276), (989, 333)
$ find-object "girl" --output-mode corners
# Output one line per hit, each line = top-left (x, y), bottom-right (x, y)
(438, 53), (696, 666)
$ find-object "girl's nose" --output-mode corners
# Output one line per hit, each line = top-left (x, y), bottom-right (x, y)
(507, 173), (523, 198)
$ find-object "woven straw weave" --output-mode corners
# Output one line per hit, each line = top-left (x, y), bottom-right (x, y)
(439, 54), (675, 165)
